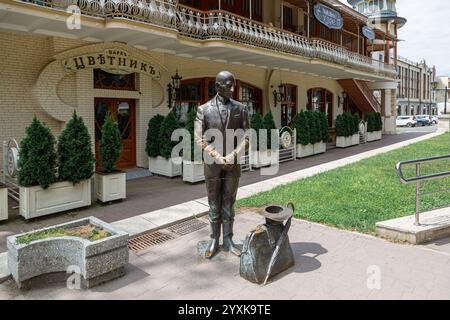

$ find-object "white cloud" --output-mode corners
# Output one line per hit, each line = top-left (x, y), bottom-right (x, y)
(339, 0), (450, 76)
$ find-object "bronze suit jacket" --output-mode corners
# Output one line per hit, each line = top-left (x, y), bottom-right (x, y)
(195, 95), (250, 158)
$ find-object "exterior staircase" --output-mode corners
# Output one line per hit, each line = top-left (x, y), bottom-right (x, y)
(338, 79), (382, 114)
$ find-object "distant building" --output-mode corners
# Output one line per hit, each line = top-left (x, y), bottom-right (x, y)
(397, 57), (438, 116)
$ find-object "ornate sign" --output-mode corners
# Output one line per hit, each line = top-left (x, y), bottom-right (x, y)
(362, 26), (375, 41)
(313, 3), (344, 30)
(280, 129), (293, 149)
(62, 49), (161, 80)
(4, 139), (19, 178)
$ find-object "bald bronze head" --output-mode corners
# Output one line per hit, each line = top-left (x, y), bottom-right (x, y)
(216, 71), (236, 101)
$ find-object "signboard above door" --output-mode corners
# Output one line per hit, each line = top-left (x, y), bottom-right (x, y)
(362, 26), (376, 41)
(313, 3), (344, 30)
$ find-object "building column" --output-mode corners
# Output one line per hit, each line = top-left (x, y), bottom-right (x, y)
(381, 89), (396, 134)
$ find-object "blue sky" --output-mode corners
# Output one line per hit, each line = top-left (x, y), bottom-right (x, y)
(340, 0), (450, 76)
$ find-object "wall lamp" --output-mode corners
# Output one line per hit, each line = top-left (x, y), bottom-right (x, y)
(168, 69), (182, 109)
(273, 82), (285, 106)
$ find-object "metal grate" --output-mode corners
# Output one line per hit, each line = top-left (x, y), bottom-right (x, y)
(128, 231), (176, 252)
(167, 219), (208, 236)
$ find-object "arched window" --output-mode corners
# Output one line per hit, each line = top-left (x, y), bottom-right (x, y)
(280, 84), (297, 127)
(307, 88), (333, 127)
(237, 81), (263, 118)
(176, 77), (262, 122)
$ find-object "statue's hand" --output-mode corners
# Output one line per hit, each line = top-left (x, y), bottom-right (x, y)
(224, 151), (237, 165)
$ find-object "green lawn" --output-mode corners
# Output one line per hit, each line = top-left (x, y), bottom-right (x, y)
(237, 133), (450, 234)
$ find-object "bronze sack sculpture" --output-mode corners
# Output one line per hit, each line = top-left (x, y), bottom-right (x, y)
(195, 71), (250, 259)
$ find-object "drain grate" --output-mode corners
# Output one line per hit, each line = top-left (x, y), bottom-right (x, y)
(167, 219), (208, 236)
(128, 231), (176, 252)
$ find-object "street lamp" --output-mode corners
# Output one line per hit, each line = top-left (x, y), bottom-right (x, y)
(432, 81), (449, 115)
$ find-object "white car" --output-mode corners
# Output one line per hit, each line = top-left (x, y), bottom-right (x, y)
(431, 116), (438, 124)
(396, 116), (417, 127)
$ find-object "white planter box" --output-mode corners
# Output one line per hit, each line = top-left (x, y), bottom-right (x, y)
(351, 134), (360, 146)
(95, 172), (126, 203)
(0, 186), (7, 221)
(367, 131), (382, 142)
(313, 141), (326, 155)
(336, 136), (352, 148)
(183, 161), (205, 183)
(251, 150), (272, 168)
(19, 180), (91, 220)
(149, 156), (182, 178)
(296, 144), (314, 158)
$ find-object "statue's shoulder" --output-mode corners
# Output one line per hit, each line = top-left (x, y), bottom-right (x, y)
(198, 99), (215, 113)
(230, 98), (245, 110)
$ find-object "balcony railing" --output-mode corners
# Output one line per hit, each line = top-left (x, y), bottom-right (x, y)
(14, 0), (397, 77)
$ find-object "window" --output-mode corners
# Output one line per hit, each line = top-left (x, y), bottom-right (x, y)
(307, 88), (333, 127)
(280, 84), (297, 127)
(93, 69), (137, 91)
(176, 77), (262, 122)
(283, 6), (294, 31)
(238, 81), (262, 118)
(180, 0), (263, 21)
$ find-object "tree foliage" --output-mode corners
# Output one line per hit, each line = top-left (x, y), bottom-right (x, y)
(146, 114), (165, 158)
(99, 113), (122, 172)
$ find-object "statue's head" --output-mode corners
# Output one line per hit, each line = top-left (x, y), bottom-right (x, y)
(215, 71), (236, 100)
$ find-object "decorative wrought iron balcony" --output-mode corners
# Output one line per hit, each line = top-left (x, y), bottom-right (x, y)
(14, 0), (398, 78)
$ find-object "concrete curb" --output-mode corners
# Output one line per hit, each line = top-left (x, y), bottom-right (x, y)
(111, 130), (445, 238)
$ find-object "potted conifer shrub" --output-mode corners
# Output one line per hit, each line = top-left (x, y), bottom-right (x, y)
(293, 111), (313, 158)
(95, 113), (126, 202)
(366, 112), (383, 142)
(249, 113), (266, 168)
(253, 111), (276, 168)
(315, 112), (329, 154)
(312, 112), (327, 155)
(336, 113), (351, 148)
(19, 113), (94, 219)
(148, 113), (182, 177)
(0, 182), (7, 221)
(183, 108), (205, 183)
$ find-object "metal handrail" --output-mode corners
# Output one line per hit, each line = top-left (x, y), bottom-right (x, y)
(396, 155), (450, 226)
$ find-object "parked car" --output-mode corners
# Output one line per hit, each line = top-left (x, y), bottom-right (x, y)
(415, 115), (431, 126)
(396, 116), (417, 127)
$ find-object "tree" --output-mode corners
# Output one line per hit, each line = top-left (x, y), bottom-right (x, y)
(263, 111), (277, 149)
(251, 113), (264, 150)
(57, 111), (95, 184)
(159, 112), (179, 159)
(293, 111), (310, 146)
(306, 111), (319, 144)
(146, 114), (165, 158)
(319, 112), (330, 142)
(99, 113), (123, 172)
(335, 114), (347, 137)
(18, 116), (57, 189)
(185, 108), (197, 161)
(313, 111), (322, 143)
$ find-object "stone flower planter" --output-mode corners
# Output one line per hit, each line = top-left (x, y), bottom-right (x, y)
(367, 131), (382, 142)
(95, 171), (126, 203)
(296, 144), (313, 158)
(0, 184), (7, 221)
(149, 156), (182, 178)
(251, 150), (272, 168)
(7, 216), (129, 289)
(336, 134), (359, 148)
(313, 141), (326, 155)
(183, 160), (205, 183)
(19, 179), (91, 220)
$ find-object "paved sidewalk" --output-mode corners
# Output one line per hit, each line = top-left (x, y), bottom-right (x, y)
(0, 131), (434, 252)
(1, 210), (449, 300)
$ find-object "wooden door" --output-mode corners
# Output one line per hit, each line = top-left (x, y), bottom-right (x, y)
(94, 98), (136, 171)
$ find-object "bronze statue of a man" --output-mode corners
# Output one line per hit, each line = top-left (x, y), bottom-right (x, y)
(195, 71), (250, 259)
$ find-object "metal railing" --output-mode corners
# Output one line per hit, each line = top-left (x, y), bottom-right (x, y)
(14, 0), (398, 77)
(396, 155), (450, 226)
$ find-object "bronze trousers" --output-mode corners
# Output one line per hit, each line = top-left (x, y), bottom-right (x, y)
(204, 164), (241, 224)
